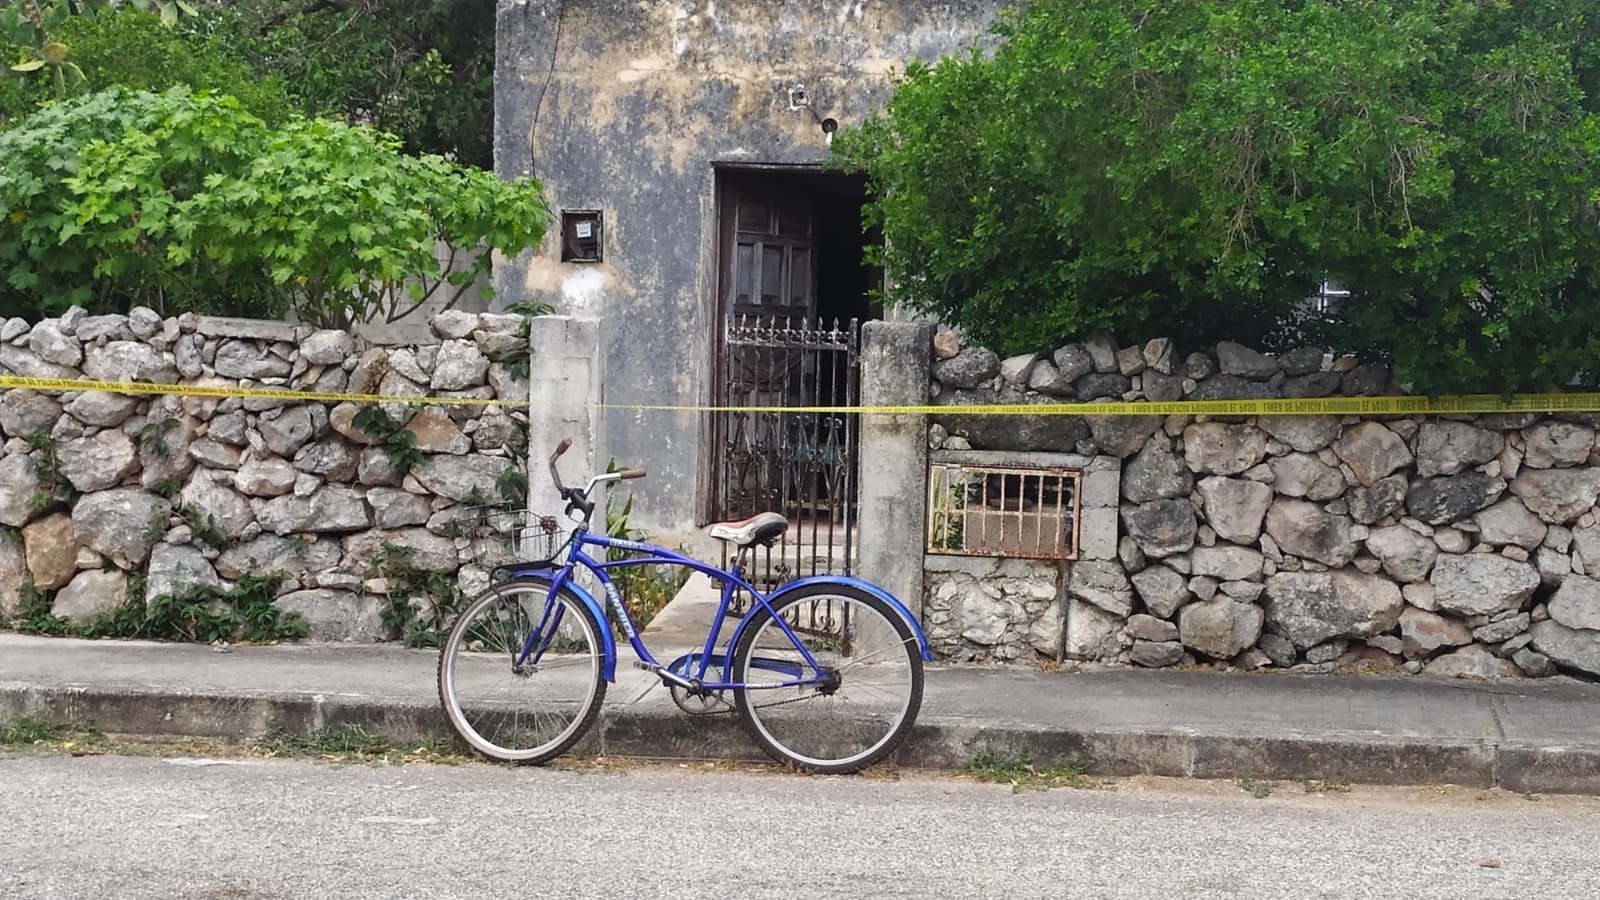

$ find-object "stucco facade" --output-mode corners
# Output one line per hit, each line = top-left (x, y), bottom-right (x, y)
(494, 0), (1008, 531)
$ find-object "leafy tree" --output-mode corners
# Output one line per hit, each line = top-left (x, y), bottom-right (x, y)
(834, 0), (1600, 394)
(235, 0), (497, 167)
(0, 87), (548, 325)
(1, 1), (82, 110)
(4, 1), (495, 167)
(1, 3), (293, 123)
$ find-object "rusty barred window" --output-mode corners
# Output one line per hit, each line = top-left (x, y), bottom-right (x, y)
(926, 463), (1082, 560)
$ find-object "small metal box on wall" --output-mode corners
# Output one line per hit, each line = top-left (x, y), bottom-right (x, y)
(561, 210), (603, 262)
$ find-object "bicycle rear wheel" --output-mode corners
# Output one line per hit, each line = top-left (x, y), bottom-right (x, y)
(437, 576), (607, 764)
(731, 583), (923, 774)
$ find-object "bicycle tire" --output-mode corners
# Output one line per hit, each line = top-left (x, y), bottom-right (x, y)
(437, 576), (607, 764)
(731, 582), (923, 774)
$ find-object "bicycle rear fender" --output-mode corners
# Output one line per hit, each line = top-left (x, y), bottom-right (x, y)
(751, 576), (934, 662)
(502, 564), (618, 682)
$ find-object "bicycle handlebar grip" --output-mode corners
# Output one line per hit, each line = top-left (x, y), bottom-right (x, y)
(548, 438), (572, 492)
(620, 469), (647, 480)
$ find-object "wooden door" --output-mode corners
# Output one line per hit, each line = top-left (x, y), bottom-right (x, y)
(726, 189), (816, 320)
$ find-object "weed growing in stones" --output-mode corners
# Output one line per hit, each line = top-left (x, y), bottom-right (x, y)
(370, 542), (461, 649)
(141, 510), (169, 546)
(499, 299), (554, 381)
(352, 405), (426, 474)
(494, 466), (527, 507)
(15, 583), (69, 636)
(136, 417), (179, 459)
(24, 430), (77, 512)
(80, 572), (305, 643)
(179, 503), (229, 550)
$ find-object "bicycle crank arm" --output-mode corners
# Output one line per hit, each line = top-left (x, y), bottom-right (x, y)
(633, 659), (696, 689)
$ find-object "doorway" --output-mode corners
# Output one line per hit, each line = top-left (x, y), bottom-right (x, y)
(704, 166), (877, 587)
(715, 168), (878, 326)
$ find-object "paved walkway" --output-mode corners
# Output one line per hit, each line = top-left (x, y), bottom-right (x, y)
(3, 624), (1598, 793)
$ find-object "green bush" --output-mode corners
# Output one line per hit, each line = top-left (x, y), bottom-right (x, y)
(835, 0), (1600, 394)
(0, 86), (549, 323)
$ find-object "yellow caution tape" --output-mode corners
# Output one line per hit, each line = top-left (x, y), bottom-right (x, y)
(2, 374), (1599, 416)
(0, 374), (519, 408)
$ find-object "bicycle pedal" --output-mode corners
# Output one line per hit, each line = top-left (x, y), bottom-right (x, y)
(631, 660), (656, 673)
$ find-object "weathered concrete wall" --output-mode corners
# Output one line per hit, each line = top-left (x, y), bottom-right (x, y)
(527, 315), (602, 486)
(857, 321), (933, 609)
(494, 0), (1009, 531)
(923, 332), (1600, 681)
(0, 309), (531, 640)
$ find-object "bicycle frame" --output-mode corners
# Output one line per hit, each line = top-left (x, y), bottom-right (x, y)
(501, 526), (931, 690)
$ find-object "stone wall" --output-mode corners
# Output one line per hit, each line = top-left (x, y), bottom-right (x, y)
(0, 309), (530, 639)
(926, 333), (1600, 680)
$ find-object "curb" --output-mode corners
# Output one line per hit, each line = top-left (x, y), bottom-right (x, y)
(4, 682), (1597, 794)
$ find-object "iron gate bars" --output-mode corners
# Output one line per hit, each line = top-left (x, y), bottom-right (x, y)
(715, 316), (859, 613)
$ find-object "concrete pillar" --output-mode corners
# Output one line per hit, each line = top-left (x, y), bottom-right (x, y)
(527, 316), (603, 500)
(857, 321), (934, 618)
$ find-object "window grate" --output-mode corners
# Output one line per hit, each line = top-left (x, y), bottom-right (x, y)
(926, 463), (1081, 560)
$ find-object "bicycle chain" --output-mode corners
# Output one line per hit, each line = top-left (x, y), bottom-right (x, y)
(667, 686), (827, 716)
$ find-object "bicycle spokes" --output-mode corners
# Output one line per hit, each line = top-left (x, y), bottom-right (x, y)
(438, 579), (607, 764)
(732, 585), (923, 774)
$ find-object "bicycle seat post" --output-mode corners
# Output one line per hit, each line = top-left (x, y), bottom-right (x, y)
(729, 544), (750, 581)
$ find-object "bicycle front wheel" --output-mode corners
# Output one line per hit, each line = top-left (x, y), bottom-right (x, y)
(731, 583), (923, 774)
(437, 576), (607, 764)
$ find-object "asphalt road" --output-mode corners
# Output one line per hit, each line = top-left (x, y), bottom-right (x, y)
(2, 753), (1598, 899)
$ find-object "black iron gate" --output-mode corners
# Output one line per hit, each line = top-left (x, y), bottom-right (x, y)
(714, 316), (859, 600)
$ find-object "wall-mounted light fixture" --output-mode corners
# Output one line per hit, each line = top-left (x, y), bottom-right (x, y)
(787, 84), (840, 146)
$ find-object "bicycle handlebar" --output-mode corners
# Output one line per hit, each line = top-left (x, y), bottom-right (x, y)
(547, 438), (647, 524)
(549, 438), (573, 494)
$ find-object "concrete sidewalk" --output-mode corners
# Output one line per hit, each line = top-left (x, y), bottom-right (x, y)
(3, 632), (1599, 794)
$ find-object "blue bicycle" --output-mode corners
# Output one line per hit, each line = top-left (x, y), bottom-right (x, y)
(436, 438), (931, 774)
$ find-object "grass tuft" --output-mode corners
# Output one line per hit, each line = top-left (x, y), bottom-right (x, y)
(964, 743), (1098, 792)
(257, 724), (460, 765)
(0, 714), (61, 745)
(1238, 777), (1276, 799)
(1302, 778), (1351, 794)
